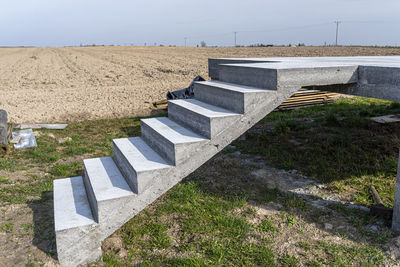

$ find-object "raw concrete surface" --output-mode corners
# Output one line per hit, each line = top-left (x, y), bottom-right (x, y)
(168, 99), (241, 139)
(210, 56), (400, 102)
(141, 117), (207, 165)
(194, 81), (274, 113)
(392, 151), (400, 233)
(53, 177), (100, 267)
(0, 110), (7, 148)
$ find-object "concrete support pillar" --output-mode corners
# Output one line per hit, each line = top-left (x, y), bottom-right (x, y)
(0, 110), (8, 149)
(392, 150), (400, 233)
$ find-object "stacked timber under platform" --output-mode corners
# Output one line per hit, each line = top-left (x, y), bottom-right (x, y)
(153, 89), (339, 111)
(276, 89), (338, 110)
(54, 56), (400, 266)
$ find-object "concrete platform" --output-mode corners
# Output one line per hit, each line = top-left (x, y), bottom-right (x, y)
(209, 56), (400, 80)
(210, 56), (400, 102)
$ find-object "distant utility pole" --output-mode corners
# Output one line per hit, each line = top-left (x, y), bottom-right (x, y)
(335, 21), (341, 46)
(184, 37), (187, 47)
(234, 32), (237, 47)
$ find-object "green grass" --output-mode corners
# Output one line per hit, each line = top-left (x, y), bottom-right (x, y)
(104, 174), (387, 266)
(0, 176), (9, 183)
(112, 180), (280, 266)
(315, 241), (386, 266)
(0, 175), (53, 204)
(0, 158), (16, 171)
(280, 254), (300, 266)
(48, 162), (82, 177)
(0, 222), (14, 233)
(258, 217), (278, 233)
(236, 96), (400, 206)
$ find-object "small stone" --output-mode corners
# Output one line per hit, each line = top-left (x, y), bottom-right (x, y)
(317, 184), (326, 189)
(102, 237), (123, 253)
(117, 248), (128, 258)
(362, 224), (379, 233)
(58, 137), (72, 144)
(324, 223), (333, 230)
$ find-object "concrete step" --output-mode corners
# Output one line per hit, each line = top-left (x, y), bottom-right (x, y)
(113, 137), (173, 194)
(194, 80), (277, 113)
(141, 117), (208, 165)
(218, 62), (358, 91)
(54, 176), (96, 235)
(53, 176), (101, 266)
(83, 157), (136, 224)
(168, 99), (241, 139)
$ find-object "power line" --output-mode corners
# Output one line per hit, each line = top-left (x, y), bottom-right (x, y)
(185, 22), (333, 44)
(184, 20), (397, 46)
(184, 37), (187, 47)
(238, 22), (333, 34)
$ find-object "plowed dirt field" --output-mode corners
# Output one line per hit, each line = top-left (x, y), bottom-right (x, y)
(1, 46), (399, 123)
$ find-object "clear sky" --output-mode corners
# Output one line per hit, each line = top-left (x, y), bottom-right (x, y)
(1, 0), (399, 47)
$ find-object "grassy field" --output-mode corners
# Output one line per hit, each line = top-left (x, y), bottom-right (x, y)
(237, 97), (400, 207)
(0, 96), (399, 266)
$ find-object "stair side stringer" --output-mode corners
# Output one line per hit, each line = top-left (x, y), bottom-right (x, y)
(56, 224), (102, 267)
(92, 86), (299, 242)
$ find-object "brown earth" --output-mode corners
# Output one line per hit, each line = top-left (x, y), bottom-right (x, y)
(1, 46), (400, 123)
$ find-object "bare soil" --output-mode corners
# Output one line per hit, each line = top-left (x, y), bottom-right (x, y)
(1, 46), (400, 123)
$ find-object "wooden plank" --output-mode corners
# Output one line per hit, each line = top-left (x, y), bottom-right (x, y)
(151, 89), (340, 111)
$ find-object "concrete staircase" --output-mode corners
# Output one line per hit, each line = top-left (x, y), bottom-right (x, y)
(54, 57), (361, 266)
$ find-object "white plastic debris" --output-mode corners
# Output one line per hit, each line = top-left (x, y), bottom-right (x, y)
(12, 129), (37, 149)
(371, 114), (400, 124)
(10, 135), (22, 144)
(15, 123), (68, 130)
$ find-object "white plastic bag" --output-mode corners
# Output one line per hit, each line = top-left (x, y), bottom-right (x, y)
(12, 129), (37, 149)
